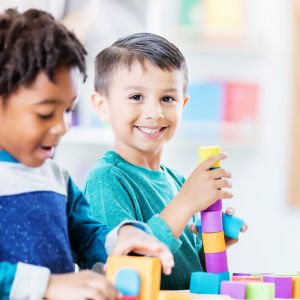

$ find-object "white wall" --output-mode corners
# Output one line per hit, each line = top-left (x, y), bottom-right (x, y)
(56, 0), (300, 274)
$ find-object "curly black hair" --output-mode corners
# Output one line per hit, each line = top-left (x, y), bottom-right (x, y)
(0, 8), (87, 102)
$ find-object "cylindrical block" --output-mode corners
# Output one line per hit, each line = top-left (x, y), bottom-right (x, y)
(205, 251), (228, 273)
(204, 199), (222, 211)
(201, 210), (223, 233)
(202, 232), (226, 253)
(198, 146), (221, 168)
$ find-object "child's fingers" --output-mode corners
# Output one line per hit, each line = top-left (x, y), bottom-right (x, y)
(210, 168), (232, 180)
(241, 223), (248, 233)
(199, 153), (228, 171)
(224, 207), (235, 216)
(217, 190), (233, 199)
(189, 224), (200, 236)
(214, 178), (232, 190)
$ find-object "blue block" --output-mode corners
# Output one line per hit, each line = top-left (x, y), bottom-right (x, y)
(183, 82), (224, 121)
(190, 272), (230, 294)
(222, 214), (244, 240)
(195, 219), (203, 238)
(115, 268), (140, 296)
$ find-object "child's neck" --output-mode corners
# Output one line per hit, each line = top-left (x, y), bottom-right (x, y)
(113, 144), (162, 170)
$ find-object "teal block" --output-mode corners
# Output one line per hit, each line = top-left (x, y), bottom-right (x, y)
(115, 268), (140, 296)
(190, 272), (230, 294)
(222, 214), (244, 240)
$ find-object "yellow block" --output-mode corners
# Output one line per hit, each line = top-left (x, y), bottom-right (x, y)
(158, 291), (190, 300)
(106, 256), (161, 300)
(198, 146), (221, 168)
(202, 231), (226, 253)
(293, 277), (300, 299)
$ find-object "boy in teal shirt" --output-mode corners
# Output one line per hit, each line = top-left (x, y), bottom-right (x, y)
(84, 33), (246, 289)
(0, 11), (174, 299)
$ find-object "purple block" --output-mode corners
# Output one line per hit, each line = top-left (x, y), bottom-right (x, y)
(205, 251), (228, 273)
(232, 273), (251, 276)
(201, 210), (223, 233)
(263, 276), (292, 298)
(221, 281), (246, 299)
(205, 199), (222, 211)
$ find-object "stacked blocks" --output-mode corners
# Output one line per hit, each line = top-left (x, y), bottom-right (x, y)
(263, 275), (293, 298)
(106, 256), (161, 300)
(199, 146), (228, 276)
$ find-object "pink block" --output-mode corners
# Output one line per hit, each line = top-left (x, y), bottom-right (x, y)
(263, 276), (292, 298)
(201, 210), (223, 233)
(205, 199), (222, 211)
(221, 281), (246, 299)
(205, 251), (228, 273)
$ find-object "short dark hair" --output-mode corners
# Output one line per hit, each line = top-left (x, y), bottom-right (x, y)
(94, 32), (188, 95)
(0, 8), (87, 102)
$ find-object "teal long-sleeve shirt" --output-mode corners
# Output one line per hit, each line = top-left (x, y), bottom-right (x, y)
(84, 150), (203, 290)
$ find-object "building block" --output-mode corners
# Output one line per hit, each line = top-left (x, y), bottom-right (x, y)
(201, 210), (223, 233)
(246, 282), (275, 299)
(204, 199), (223, 211)
(263, 275), (292, 298)
(158, 291), (190, 300)
(190, 271), (230, 294)
(106, 256), (161, 300)
(202, 232), (226, 253)
(205, 251), (228, 273)
(232, 276), (262, 282)
(115, 268), (140, 296)
(199, 146), (221, 168)
(220, 281), (246, 299)
(232, 273), (251, 276)
(120, 297), (138, 300)
(222, 213), (244, 240)
(292, 277), (300, 299)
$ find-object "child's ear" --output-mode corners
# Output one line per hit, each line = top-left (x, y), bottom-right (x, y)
(182, 95), (189, 108)
(91, 91), (110, 122)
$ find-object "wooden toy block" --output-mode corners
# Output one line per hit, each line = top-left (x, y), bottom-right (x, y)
(263, 275), (292, 298)
(190, 271), (230, 294)
(222, 213), (244, 240)
(115, 268), (140, 296)
(246, 282), (275, 299)
(106, 256), (161, 300)
(292, 277), (300, 299)
(201, 210), (223, 233)
(205, 251), (228, 273)
(202, 232), (226, 253)
(198, 146), (221, 168)
(220, 281), (246, 299)
(158, 291), (190, 300)
(232, 275), (262, 282)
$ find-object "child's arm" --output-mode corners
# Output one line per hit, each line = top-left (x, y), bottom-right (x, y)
(160, 153), (232, 238)
(67, 178), (174, 274)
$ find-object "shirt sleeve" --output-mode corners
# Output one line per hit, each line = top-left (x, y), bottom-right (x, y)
(84, 167), (182, 254)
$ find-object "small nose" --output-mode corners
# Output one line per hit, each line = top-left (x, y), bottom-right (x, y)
(144, 100), (163, 120)
(50, 114), (71, 136)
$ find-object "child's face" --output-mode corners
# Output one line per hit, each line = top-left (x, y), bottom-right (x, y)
(94, 60), (188, 156)
(0, 68), (79, 167)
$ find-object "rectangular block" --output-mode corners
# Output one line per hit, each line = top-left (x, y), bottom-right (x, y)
(293, 277), (300, 298)
(222, 214), (244, 240)
(190, 271), (229, 294)
(204, 199), (222, 211)
(205, 251), (228, 273)
(202, 231), (226, 253)
(106, 256), (161, 300)
(201, 210), (223, 233)
(246, 282), (275, 299)
(221, 281), (246, 299)
(198, 146), (221, 168)
(158, 291), (190, 300)
(263, 276), (292, 298)
(232, 276), (262, 282)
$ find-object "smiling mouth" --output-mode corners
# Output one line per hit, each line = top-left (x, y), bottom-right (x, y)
(135, 126), (167, 134)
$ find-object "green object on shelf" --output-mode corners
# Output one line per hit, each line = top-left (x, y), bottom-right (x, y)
(180, 0), (200, 25)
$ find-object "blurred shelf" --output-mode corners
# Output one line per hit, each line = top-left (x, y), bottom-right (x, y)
(61, 123), (259, 150)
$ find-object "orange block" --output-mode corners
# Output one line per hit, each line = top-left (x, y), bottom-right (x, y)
(293, 277), (300, 299)
(232, 276), (262, 282)
(106, 256), (161, 300)
(202, 232), (226, 253)
(158, 291), (190, 300)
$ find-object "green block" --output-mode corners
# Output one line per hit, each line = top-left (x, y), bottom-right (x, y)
(246, 282), (275, 299)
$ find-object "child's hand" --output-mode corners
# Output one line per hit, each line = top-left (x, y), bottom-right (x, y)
(180, 153), (233, 214)
(110, 225), (174, 275)
(223, 207), (248, 248)
(44, 270), (120, 300)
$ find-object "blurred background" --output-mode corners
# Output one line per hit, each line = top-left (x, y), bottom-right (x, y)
(1, 0), (299, 274)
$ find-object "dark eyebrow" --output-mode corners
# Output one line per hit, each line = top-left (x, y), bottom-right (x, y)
(35, 96), (78, 105)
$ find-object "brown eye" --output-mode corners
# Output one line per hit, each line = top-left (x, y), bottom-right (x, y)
(130, 94), (142, 101)
(38, 113), (54, 120)
(162, 96), (175, 103)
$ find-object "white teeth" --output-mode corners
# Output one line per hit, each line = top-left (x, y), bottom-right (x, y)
(138, 127), (161, 134)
